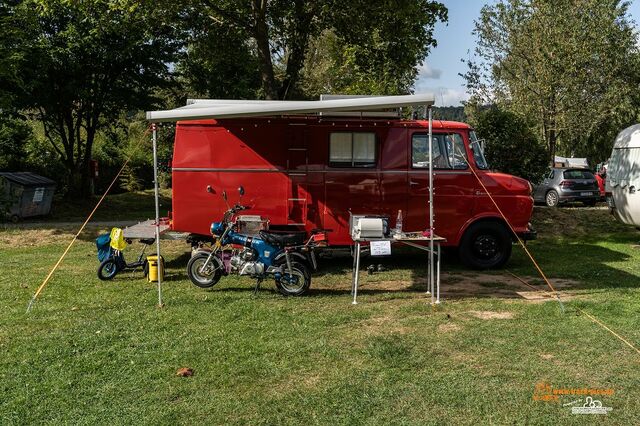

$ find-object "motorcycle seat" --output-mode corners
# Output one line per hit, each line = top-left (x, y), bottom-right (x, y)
(259, 230), (307, 247)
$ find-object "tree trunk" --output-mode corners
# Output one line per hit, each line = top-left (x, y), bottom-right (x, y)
(277, 0), (313, 99)
(251, 0), (278, 99)
(63, 123), (95, 198)
(548, 127), (557, 167)
(543, 95), (558, 167)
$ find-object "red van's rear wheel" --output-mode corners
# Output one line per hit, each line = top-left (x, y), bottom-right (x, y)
(459, 221), (512, 269)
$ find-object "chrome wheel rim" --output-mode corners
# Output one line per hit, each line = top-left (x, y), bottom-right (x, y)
(192, 258), (216, 284)
(279, 268), (306, 293)
(104, 262), (117, 276)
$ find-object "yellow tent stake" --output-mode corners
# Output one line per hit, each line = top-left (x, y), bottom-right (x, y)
(26, 158), (131, 313)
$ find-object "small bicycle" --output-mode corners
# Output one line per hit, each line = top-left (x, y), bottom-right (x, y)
(96, 234), (156, 280)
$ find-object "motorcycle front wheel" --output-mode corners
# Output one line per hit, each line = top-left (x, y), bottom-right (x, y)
(187, 252), (223, 288)
(97, 258), (120, 281)
(275, 261), (311, 296)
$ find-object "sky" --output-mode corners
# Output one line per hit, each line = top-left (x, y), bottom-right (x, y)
(415, 0), (640, 106)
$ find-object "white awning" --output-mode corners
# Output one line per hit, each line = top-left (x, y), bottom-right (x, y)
(146, 94), (435, 122)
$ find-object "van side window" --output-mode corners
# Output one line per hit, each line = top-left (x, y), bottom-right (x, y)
(329, 132), (376, 167)
(412, 133), (468, 169)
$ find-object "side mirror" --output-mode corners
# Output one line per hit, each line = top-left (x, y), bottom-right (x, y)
(238, 186), (245, 196)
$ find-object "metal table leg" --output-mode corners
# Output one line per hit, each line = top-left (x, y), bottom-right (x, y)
(425, 242), (431, 296)
(351, 244), (357, 295)
(352, 241), (361, 305)
(429, 243), (434, 304)
(436, 243), (441, 304)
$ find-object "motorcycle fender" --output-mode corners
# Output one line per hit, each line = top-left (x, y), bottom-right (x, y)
(273, 251), (312, 269)
(191, 247), (212, 258)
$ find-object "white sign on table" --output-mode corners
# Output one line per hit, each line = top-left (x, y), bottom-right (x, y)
(370, 240), (391, 256)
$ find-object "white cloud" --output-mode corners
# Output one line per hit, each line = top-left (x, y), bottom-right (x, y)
(413, 83), (469, 107)
(417, 62), (442, 80)
(433, 88), (470, 107)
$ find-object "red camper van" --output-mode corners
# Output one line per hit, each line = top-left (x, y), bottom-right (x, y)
(169, 116), (536, 269)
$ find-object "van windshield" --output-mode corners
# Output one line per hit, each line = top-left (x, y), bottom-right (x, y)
(412, 133), (467, 169)
(469, 131), (488, 169)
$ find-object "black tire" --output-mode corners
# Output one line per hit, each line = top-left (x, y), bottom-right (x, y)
(10, 214), (20, 223)
(275, 261), (311, 296)
(545, 190), (559, 207)
(458, 221), (513, 270)
(187, 252), (223, 288)
(98, 258), (119, 280)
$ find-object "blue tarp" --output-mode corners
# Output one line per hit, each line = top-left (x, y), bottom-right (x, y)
(96, 233), (113, 262)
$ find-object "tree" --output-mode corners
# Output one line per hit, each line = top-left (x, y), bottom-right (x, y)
(178, 7), (262, 100)
(463, 0), (640, 164)
(470, 105), (548, 182)
(0, 118), (33, 170)
(432, 106), (466, 122)
(195, 0), (448, 99)
(3, 0), (182, 196)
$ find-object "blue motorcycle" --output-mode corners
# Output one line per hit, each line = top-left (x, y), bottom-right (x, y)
(186, 187), (327, 296)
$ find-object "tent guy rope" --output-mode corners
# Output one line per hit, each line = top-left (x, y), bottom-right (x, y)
(26, 160), (130, 313)
(506, 271), (640, 358)
(459, 145), (638, 358)
(455, 145), (565, 313)
(26, 126), (160, 313)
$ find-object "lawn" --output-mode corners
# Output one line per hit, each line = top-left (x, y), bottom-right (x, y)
(15, 189), (173, 223)
(1, 203), (639, 424)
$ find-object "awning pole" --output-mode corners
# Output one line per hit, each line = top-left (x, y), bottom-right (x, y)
(428, 106), (434, 304)
(152, 124), (164, 308)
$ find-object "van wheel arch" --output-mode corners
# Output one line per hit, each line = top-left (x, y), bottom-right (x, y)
(458, 218), (513, 270)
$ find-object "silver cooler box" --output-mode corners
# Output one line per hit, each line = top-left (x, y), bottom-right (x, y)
(350, 215), (389, 240)
(236, 215), (269, 236)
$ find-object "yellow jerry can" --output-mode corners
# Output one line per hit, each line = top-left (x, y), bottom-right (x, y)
(147, 255), (164, 282)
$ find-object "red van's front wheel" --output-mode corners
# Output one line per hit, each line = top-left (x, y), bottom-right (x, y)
(458, 221), (512, 269)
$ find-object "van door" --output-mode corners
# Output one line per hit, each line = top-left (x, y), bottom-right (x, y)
(407, 131), (477, 242)
(324, 131), (380, 244)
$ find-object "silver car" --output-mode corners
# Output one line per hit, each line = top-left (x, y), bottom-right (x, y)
(534, 168), (600, 207)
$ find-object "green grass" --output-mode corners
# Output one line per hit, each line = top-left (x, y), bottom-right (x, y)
(19, 189), (172, 223)
(1, 206), (639, 424)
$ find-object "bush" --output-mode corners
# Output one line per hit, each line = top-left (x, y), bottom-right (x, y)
(0, 118), (33, 170)
(473, 107), (548, 183)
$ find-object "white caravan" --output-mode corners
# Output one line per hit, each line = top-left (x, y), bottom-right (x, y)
(606, 124), (640, 227)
